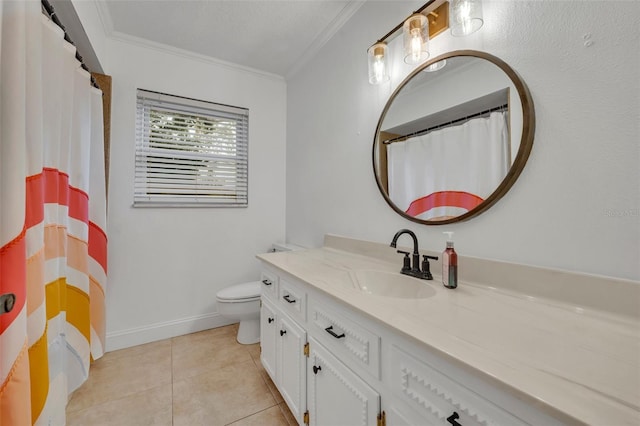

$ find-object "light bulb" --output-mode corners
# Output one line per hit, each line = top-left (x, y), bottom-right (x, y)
(403, 13), (429, 65)
(410, 29), (422, 63)
(373, 55), (384, 81)
(367, 42), (389, 85)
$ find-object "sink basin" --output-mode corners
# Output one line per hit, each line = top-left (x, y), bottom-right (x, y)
(351, 270), (436, 299)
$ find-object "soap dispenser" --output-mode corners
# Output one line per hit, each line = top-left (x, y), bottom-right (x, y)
(442, 232), (458, 289)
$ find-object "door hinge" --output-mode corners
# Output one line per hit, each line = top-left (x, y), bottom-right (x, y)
(303, 410), (310, 425)
(303, 342), (309, 357)
(377, 410), (386, 426)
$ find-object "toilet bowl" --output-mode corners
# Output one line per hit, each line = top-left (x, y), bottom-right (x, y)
(216, 281), (262, 344)
(216, 243), (303, 344)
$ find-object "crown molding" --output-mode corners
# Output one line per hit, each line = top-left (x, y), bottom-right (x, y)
(93, 0), (114, 36)
(108, 30), (285, 82)
(286, 1), (366, 80)
(91, 0), (363, 82)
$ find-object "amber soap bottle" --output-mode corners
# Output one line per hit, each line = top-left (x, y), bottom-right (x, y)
(442, 232), (458, 289)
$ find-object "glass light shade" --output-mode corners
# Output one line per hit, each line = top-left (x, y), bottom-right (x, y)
(450, 0), (484, 36)
(424, 59), (447, 72)
(403, 13), (429, 64)
(367, 42), (390, 85)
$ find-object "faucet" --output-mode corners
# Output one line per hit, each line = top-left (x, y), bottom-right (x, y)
(390, 229), (437, 280)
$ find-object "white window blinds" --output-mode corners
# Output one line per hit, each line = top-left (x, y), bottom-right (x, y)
(135, 89), (249, 207)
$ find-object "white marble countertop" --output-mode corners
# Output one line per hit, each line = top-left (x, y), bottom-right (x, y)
(257, 242), (640, 425)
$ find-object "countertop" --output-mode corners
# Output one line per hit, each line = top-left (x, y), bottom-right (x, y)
(257, 243), (640, 425)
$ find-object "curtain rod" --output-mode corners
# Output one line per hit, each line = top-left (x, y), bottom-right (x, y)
(41, 0), (100, 89)
(383, 104), (508, 145)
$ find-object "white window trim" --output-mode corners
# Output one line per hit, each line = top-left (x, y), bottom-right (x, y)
(134, 89), (249, 207)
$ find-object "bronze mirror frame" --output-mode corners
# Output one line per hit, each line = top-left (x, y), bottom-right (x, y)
(372, 50), (535, 225)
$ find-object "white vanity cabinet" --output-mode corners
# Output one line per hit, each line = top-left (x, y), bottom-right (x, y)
(307, 336), (380, 426)
(260, 264), (562, 426)
(259, 297), (278, 380)
(277, 313), (307, 422)
(261, 267), (383, 426)
(260, 273), (307, 425)
(382, 343), (531, 426)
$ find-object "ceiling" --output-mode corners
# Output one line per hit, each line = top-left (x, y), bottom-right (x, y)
(97, 0), (366, 78)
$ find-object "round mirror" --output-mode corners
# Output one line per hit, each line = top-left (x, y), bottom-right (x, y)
(373, 50), (535, 225)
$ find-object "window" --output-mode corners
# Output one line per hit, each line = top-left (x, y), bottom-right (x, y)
(134, 89), (248, 207)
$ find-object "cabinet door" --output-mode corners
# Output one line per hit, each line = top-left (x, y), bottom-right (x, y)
(278, 314), (307, 424)
(260, 298), (278, 381)
(307, 337), (380, 426)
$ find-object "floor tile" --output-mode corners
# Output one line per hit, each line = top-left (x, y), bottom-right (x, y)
(99, 339), (172, 362)
(226, 405), (288, 426)
(278, 402), (297, 426)
(246, 342), (261, 361)
(253, 357), (284, 404)
(172, 327), (253, 381)
(172, 359), (276, 426)
(64, 324), (296, 426)
(66, 384), (172, 426)
(67, 339), (172, 412)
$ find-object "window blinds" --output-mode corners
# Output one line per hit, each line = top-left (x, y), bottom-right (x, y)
(135, 89), (249, 207)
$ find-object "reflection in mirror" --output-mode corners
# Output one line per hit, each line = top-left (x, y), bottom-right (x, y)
(373, 50), (534, 225)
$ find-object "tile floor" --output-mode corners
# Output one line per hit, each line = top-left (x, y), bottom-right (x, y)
(66, 324), (296, 426)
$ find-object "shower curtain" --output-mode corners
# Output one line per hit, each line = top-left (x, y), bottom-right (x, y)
(0, 1), (107, 425)
(387, 111), (509, 220)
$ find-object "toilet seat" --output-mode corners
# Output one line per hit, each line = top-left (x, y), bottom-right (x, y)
(216, 281), (261, 302)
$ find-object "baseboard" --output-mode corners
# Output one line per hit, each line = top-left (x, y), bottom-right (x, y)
(105, 312), (236, 352)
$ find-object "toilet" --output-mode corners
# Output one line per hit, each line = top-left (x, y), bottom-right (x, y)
(216, 243), (301, 344)
(216, 281), (262, 344)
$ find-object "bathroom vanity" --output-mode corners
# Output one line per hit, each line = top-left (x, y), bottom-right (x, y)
(257, 235), (639, 426)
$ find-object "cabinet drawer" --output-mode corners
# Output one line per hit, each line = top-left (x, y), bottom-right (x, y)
(261, 270), (278, 301)
(309, 299), (380, 380)
(279, 277), (307, 323)
(389, 345), (527, 426)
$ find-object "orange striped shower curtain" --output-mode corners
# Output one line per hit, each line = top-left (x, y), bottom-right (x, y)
(0, 1), (107, 424)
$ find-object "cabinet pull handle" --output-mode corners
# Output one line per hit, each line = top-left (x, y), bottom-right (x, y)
(280, 329), (286, 336)
(268, 317), (274, 324)
(262, 279), (272, 286)
(313, 365), (322, 375)
(283, 294), (296, 303)
(324, 326), (345, 339)
(446, 412), (461, 426)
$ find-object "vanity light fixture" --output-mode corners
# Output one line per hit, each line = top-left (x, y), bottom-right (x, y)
(450, 0), (483, 36)
(367, 42), (390, 85)
(403, 13), (429, 64)
(367, 1), (449, 85)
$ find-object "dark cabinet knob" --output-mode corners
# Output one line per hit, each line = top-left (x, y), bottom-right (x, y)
(268, 317), (274, 323)
(283, 294), (296, 303)
(262, 279), (272, 286)
(280, 329), (286, 336)
(313, 365), (322, 374)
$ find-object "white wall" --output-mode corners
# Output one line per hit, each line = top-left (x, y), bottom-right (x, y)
(286, 1), (640, 281)
(72, 0), (638, 350)
(77, 24), (287, 349)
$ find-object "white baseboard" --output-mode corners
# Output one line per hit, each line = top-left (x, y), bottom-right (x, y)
(105, 312), (236, 352)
